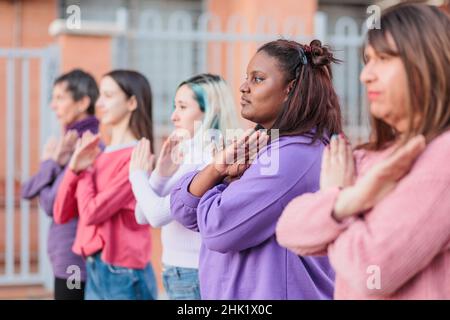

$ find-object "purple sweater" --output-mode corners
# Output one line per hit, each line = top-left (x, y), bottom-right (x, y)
(170, 134), (335, 300)
(21, 116), (100, 280)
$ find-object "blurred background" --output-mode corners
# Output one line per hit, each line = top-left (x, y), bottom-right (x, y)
(0, 0), (448, 299)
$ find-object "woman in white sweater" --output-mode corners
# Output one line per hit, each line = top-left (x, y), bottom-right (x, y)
(129, 74), (241, 299)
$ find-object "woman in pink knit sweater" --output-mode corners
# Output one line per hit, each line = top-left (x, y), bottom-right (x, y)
(276, 3), (450, 299)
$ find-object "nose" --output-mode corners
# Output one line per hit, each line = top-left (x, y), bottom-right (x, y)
(50, 99), (57, 111)
(170, 109), (179, 124)
(95, 96), (104, 109)
(360, 62), (376, 85)
(240, 79), (250, 94)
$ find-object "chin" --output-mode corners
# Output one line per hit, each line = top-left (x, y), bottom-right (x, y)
(100, 117), (112, 125)
(240, 108), (254, 122)
(369, 103), (388, 120)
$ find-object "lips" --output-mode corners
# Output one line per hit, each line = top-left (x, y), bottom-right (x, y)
(240, 96), (251, 106)
(367, 91), (381, 101)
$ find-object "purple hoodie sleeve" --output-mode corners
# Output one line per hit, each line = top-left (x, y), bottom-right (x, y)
(38, 170), (66, 217)
(171, 142), (322, 254)
(170, 170), (202, 232)
(21, 159), (64, 217)
(21, 159), (62, 199)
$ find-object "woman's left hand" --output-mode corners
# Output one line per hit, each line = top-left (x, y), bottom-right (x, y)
(130, 138), (155, 174)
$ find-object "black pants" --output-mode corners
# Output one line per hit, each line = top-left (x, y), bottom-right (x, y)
(54, 277), (86, 300)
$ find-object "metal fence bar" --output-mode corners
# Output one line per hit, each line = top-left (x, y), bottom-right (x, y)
(38, 47), (55, 290)
(5, 58), (16, 278)
(20, 58), (31, 276)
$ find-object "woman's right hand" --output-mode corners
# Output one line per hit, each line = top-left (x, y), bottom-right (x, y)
(68, 131), (101, 174)
(333, 135), (427, 221)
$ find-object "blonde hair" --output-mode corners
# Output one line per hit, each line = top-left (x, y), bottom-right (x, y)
(177, 73), (241, 135)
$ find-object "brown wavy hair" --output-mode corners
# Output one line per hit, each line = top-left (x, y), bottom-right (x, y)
(360, 3), (450, 150)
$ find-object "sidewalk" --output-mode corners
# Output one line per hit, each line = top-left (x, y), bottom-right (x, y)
(0, 285), (52, 300)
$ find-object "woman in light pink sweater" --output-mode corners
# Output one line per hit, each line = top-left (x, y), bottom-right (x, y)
(276, 3), (450, 300)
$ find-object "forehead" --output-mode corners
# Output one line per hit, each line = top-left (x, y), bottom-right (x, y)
(248, 51), (283, 76)
(175, 84), (197, 102)
(53, 81), (68, 92)
(100, 76), (120, 90)
(365, 31), (398, 56)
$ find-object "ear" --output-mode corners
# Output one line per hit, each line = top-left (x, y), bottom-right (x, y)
(284, 79), (296, 101)
(127, 95), (138, 112)
(76, 96), (91, 114)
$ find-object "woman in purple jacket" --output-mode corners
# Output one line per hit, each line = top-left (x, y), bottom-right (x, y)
(21, 69), (100, 300)
(170, 39), (342, 299)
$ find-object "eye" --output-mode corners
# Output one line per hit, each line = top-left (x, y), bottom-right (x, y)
(254, 77), (264, 84)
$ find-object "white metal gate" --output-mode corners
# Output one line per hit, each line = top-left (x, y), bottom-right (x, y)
(0, 45), (60, 288)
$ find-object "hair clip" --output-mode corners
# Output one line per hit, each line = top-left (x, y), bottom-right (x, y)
(297, 47), (308, 65)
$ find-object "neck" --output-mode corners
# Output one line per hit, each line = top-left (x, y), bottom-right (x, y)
(72, 112), (89, 124)
(260, 120), (275, 130)
(109, 114), (137, 146)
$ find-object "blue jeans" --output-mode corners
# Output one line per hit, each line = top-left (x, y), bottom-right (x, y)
(85, 252), (157, 300)
(162, 264), (201, 300)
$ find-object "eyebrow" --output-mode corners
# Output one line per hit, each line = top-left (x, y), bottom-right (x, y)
(248, 70), (266, 76)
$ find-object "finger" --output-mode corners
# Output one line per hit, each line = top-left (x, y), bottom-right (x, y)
(330, 134), (339, 161)
(144, 139), (151, 159)
(236, 129), (259, 162)
(130, 145), (137, 163)
(68, 130), (79, 143)
(382, 135), (426, 180)
(160, 138), (171, 156)
(82, 134), (100, 151)
(136, 139), (145, 159)
(396, 135), (426, 171)
(345, 142), (354, 172)
(336, 134), (347, 165)
(321, 144), (330, 171)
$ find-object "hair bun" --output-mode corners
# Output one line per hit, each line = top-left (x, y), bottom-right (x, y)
(308, 39), (336, 67)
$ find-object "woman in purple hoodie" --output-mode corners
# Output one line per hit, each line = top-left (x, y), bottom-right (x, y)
(21, 69), (100, 300)
(170, 39), (342, 299)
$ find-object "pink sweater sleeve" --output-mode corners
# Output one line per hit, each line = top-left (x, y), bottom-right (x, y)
(53, 169), (80, 224)
(276, 187), (351, 256)
(76, 161), (135, 226)
(328, 175), (450, 296)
